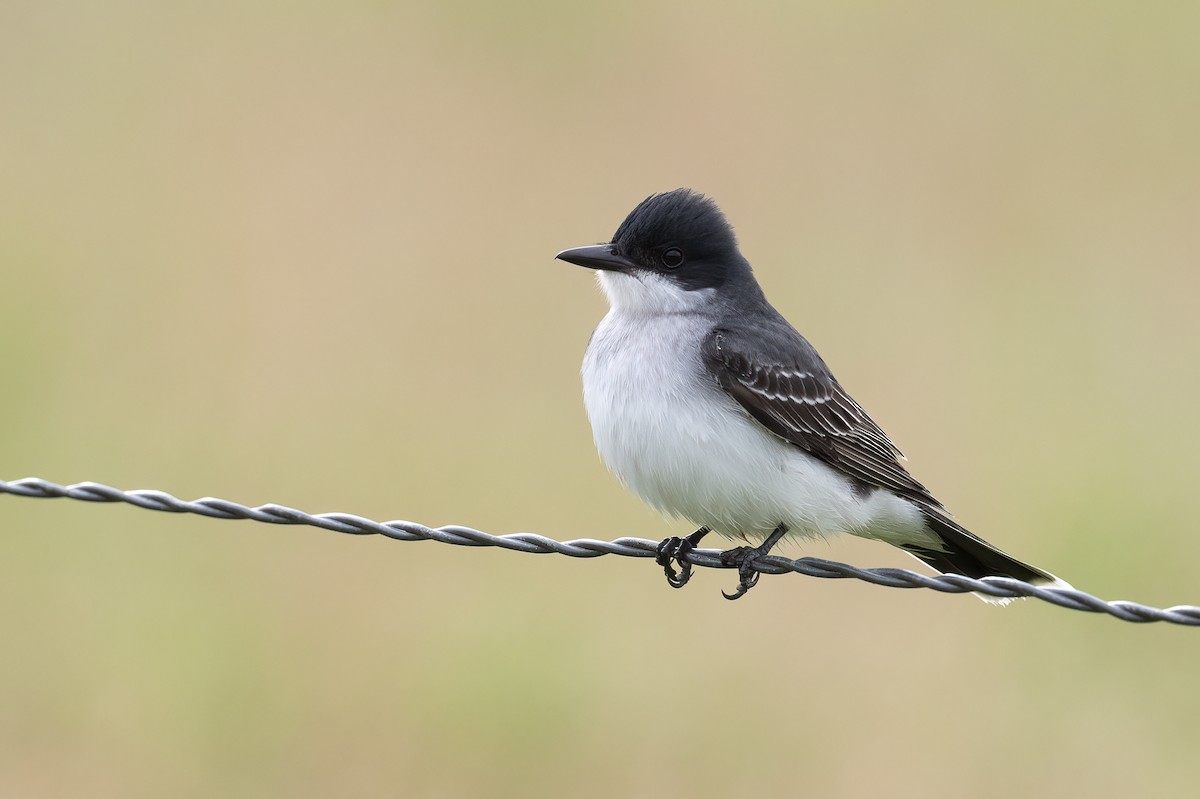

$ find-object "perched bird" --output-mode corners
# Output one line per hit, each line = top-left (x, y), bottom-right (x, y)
(556, 188), (1066, 600)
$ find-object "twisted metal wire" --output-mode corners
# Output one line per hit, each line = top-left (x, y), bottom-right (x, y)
(3, 477), (1198, 626)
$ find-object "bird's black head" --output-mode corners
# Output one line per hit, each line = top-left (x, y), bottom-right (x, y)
(556, 189), (747, 292)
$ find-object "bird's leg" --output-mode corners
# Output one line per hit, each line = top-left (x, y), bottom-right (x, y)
(720, 524), (789, 600)
(655, 527), (711, 588)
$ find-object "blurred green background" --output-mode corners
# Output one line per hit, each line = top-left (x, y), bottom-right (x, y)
(2, 1), (1199, 796)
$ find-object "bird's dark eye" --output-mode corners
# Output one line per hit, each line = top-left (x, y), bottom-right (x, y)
(661, 248), (684, 269)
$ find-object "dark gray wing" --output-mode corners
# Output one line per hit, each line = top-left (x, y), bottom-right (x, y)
(702, 323), (942, 508)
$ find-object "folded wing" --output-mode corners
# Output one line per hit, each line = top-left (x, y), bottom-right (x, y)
(702, 324), (942, 508)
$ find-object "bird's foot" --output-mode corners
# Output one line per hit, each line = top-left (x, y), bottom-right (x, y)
(655, 527), (711, 588)
(718, 524), (789, 600)
(719, 546), (763, 600)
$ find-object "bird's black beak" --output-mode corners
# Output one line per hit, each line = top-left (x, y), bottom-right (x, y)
(555, 244), (636, 273)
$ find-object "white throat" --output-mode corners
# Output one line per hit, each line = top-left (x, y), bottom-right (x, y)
(597, 271), (716, 317)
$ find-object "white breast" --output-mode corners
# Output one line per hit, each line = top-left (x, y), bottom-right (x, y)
(581, 274), (933, 548)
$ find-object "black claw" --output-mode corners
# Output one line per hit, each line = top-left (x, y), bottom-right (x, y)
(668, 545), (693, 588)
(722, 585), (749, 601)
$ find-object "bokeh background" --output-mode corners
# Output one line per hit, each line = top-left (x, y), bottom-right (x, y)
(3, 2), (1199, 797)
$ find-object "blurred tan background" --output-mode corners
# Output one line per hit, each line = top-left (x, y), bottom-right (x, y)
(2, 1), (1199, 797)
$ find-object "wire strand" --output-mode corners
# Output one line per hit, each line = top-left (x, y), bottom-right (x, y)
(2, 477), (1197, 626)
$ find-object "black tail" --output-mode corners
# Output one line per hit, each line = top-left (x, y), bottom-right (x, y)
(904, 508), (1064, 586)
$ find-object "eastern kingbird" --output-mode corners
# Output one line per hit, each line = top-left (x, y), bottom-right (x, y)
(557, 188), (1067, 600)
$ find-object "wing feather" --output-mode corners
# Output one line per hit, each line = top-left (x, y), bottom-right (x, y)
(703, 325), (941, 508)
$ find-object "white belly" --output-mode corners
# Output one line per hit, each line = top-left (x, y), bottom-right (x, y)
(582, 310), (933, 548)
